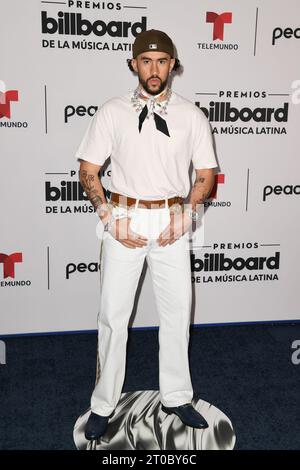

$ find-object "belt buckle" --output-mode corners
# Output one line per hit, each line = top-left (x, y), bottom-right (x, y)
(141, 200), (162, 209)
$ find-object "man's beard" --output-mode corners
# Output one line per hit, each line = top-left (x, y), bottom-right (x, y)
(138, 75), (169, 96)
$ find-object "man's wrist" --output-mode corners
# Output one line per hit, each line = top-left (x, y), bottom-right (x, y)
(184, 206), (200, 221)
(96, 202), (114, 221)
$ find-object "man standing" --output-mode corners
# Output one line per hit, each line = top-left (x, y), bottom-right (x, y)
(75, 29), (218, 441)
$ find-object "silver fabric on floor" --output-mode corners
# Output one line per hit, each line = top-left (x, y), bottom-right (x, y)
(73, 390), (236, 450)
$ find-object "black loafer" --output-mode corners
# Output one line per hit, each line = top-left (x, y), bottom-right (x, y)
(84, 411), (110, 440)
(161, 402), (209, 429)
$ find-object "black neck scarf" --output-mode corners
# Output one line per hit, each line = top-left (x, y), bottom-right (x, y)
(138, 104), (170, 137)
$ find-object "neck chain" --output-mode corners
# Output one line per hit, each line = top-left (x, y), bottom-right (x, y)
(131, 84), (172, 119)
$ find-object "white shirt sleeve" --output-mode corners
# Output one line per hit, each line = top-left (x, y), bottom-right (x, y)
(74, 103), (113, 166)
(191, 107), (218, 170)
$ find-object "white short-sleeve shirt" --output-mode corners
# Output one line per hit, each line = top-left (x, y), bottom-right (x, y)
(75, 89), (218, 200)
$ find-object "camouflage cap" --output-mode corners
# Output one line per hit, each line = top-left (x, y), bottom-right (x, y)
(132, 29), (175, 59)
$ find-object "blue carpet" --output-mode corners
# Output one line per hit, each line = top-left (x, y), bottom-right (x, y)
(0, 322), (299, 450)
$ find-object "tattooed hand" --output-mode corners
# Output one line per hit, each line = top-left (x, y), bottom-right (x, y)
(156, 211), (192, 246)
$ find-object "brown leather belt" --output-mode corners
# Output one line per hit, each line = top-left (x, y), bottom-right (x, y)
(110, 192), (184, 209)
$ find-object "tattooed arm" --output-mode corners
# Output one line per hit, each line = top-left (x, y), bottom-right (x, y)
(158, 167), (216, 245)
(79, 159), (110, 222)
(188, 168), (215, 211)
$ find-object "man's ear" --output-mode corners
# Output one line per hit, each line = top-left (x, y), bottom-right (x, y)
(131, 59), (138, 73)
(169, 58), (175, 73)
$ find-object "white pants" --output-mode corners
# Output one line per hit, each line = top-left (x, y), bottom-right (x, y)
(91, 199), (194, 416)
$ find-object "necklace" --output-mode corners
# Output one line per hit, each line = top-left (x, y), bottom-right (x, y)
(131, 84), (172, 119)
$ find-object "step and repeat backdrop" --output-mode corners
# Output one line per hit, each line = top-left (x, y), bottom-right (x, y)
(1, 0), (300, 335)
